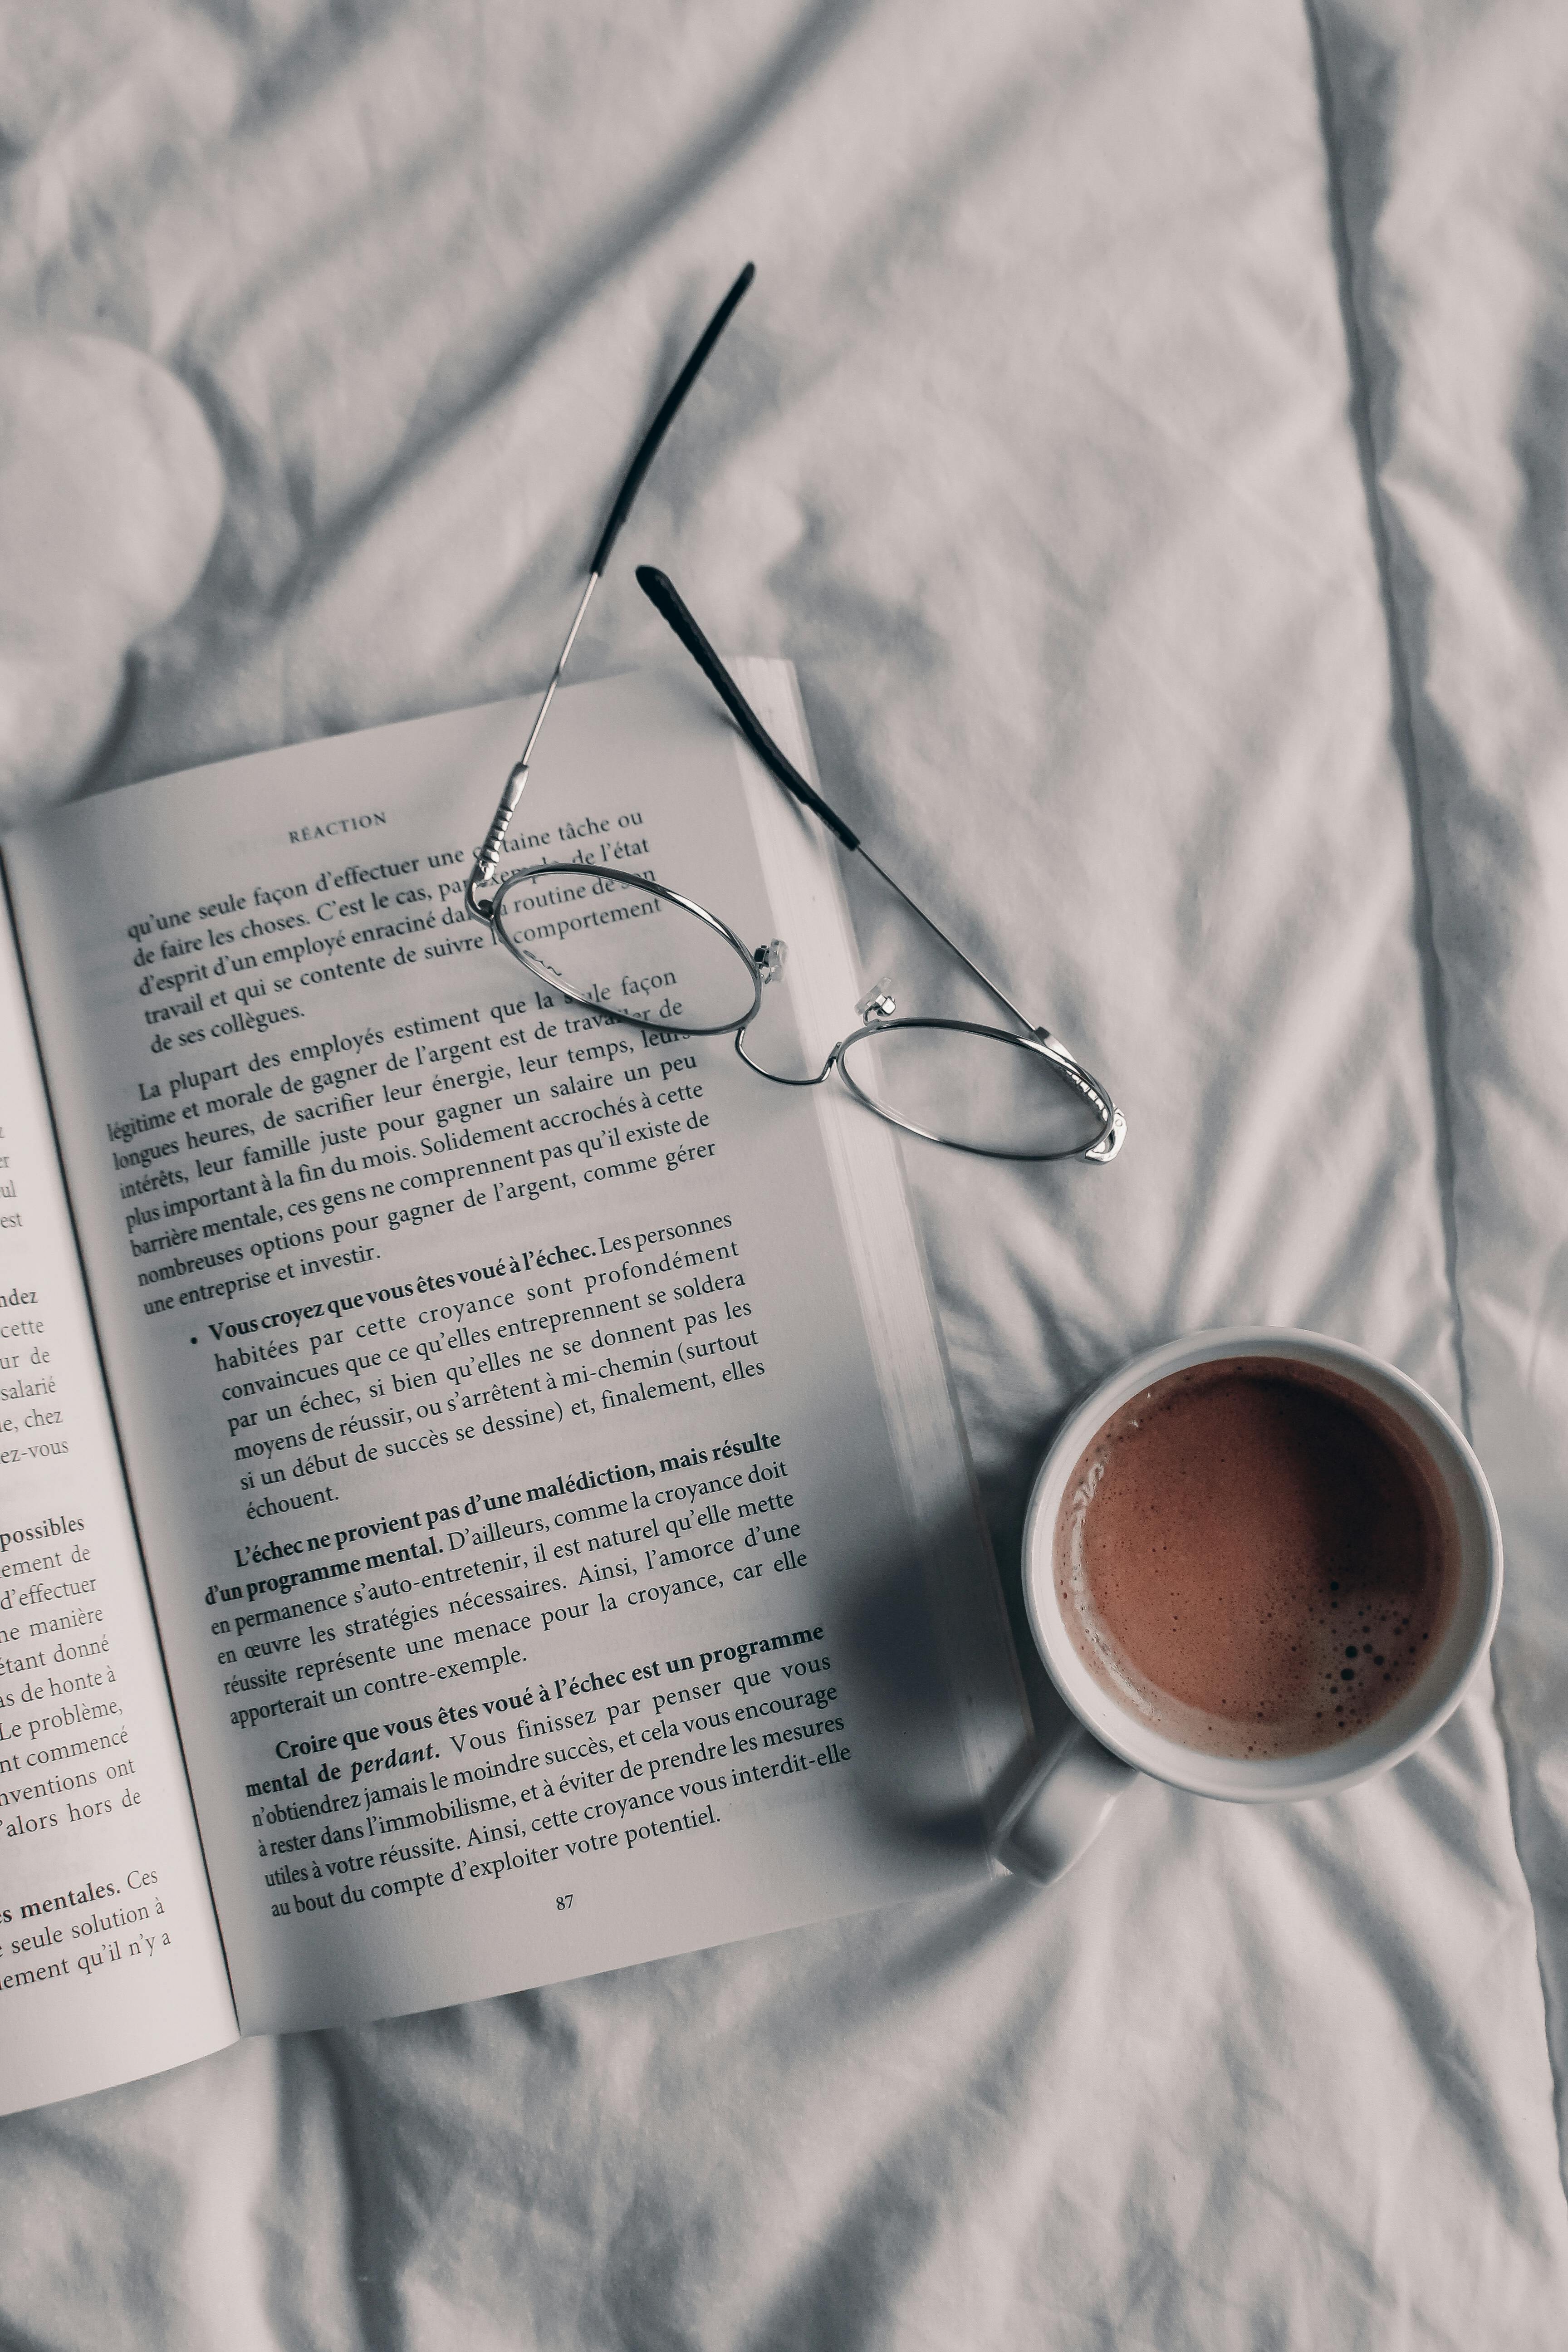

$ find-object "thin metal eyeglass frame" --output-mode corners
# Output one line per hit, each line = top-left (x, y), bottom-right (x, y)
(487, 857), (1113, 1159)
(484, 858), (765, 1037)
(633, 566), (1125, 1166)
(487, 844), (1120, 1162)
(739, 1014), (1118, 1164)
(466, 261), (755, 929)
(457, 259), (1123, 1162)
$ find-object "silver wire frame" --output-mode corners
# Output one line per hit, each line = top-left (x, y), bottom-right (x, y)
(474, 861), (1121, 1163)
(738, 1014), (1122, 1165)
(483, 861), (764, 1038)
(457, 258), (1124, 1168)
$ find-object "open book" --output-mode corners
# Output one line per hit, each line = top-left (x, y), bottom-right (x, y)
(0, 663), (1029, 2116)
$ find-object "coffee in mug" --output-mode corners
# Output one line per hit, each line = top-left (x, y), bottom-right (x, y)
(994, 1329), (1502, 1886)
(1055, 1357), (1460, 1761)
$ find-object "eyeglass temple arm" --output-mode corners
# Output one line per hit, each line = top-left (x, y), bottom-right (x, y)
(470, 263), (756, 910)
(636, 566), (860, 848)
(588, 262), (755, 576)
(634, 564), (1038, 1037)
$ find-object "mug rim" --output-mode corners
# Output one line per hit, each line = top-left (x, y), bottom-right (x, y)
(1021, 1326), (1504, 1803)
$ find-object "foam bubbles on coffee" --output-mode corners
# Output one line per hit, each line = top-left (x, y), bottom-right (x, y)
(1055, 1357), (1458, 1759)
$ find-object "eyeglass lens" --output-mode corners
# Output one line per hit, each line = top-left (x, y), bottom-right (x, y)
(492, 865), (760, 1035)
(838, 1021), (1108, 1158)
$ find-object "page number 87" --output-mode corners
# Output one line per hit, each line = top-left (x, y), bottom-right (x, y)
(556, 1893), (573, 1911)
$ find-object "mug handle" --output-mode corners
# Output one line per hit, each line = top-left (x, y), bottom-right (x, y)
(993, 1719), (1139, 1885)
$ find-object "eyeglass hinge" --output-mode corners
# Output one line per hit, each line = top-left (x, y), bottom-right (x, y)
(1083, 1108), (1126, 1164)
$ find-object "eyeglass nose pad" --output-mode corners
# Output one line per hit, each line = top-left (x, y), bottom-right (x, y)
(857, 983), (897, 1023)
(754, 938), (788, 984)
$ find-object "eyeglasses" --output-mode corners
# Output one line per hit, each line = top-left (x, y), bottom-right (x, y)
(467, 268), (1124, 1166)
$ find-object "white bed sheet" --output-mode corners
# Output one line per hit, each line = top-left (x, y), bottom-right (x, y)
(1, 1), (1566, 2343)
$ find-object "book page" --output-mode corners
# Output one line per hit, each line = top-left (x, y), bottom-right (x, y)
(5, 666), (1028, 2036)
(0, 901), (237, 2114)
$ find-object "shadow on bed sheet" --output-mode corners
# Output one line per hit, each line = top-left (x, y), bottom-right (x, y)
(835, 1481), (1076, 1858)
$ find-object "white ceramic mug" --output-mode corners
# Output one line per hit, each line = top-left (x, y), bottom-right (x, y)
(994, 1327), (1503, 1885)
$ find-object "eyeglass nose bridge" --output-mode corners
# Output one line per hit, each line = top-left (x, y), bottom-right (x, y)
(734, 1014), (843, 1090)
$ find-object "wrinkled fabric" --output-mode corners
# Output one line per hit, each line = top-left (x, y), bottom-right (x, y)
(1, 1), (1566, 2343)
